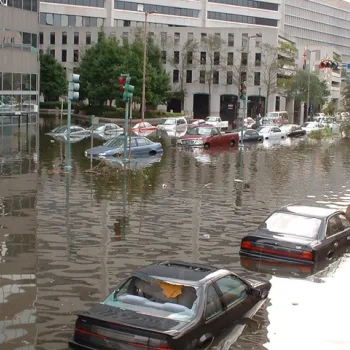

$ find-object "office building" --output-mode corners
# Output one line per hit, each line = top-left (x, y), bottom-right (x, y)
(0, 0), (40, 112)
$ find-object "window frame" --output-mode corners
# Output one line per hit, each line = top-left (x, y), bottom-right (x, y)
(204, 283), (225, 321)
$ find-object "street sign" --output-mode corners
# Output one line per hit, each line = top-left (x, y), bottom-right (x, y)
(228, 104), (233, 110)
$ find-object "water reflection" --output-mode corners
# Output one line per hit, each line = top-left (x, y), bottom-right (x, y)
(1, 118), (350, 349)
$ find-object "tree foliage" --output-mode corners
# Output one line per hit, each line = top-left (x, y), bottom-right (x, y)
(79, 30), (171, 107)
(322, 101), (337, 116)
(40, 50), (67, 101)
(341, 77), (350, 112)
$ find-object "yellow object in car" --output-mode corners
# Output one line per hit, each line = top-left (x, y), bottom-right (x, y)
(154, 281), (183, 298)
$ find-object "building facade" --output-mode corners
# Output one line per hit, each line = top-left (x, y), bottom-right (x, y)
(0, 0), (40, 112)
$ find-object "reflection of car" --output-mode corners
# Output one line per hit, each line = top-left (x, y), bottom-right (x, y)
(47, 125), (90, 137)
(233, 128), (263, 143)
(239, 204), (350, 264)
(157, 117), (188, 132)
(105, 153), (162, 170)
(84, 135), (163, 158)
(301, 122), (323, 133)
(280, 124), (306, 138)
(132, 121), (157, 133)
(51, 134), (88, 144)
(256, 126), (287, 140)
(68, 260), (271, 350)
(178, 125), (239, 149)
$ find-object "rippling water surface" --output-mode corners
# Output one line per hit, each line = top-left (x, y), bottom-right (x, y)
(1, 117), (350, 350)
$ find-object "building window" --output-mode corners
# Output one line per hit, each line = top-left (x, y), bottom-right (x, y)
(86, 32), (91, 45)
(213, 71), (219, 84)
(62, 49), (67, 62)
(227, 71), (233, 85)
(187, 51), (193, 65)
(200, 70), (205, 84)
(201, 33), (207, 43)
(186, 70), (192, 83)
(241, 71), (247, 83)
(123, 20), (131, 27)
(200, 52), (206, 65)
(74, 49), (79, 62)
(188, 32), (194, 41)
(50, 49), (55, 57)
(50, 32), (55, 45)
(208, 0), (278, 11)
(39, 32), (44, 45)
(254, 72), (260, 86)
(255, 53), (261, 66)
(256, 33), (262, 47)
(161, 51), (166, 64)
(242, 33), (248, 47)
(228, 33), (234, 47)
(227, 52), (233, 66)
(214, 52), (220, 65)
(174, 51), (179, 64)
(173, 69), (179, 83)
(61, 32), (67, 45)
(275, 96), (280, 111)
(241, 52), (247, 65)
(160, 32), (167, 46)
(74, 32), (79, 45)
(174, 32), (180, 45)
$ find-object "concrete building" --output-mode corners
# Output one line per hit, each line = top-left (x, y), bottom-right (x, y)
(0, 0), (40, 112)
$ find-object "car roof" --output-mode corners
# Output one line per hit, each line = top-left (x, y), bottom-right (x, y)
(277, 204), (339, 218)
(134, 261), (227, 286)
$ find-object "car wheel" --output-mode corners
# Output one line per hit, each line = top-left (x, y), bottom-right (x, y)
(265, 137), (269, 140)
(281, 136), (285, 139)
(204, 143), (210, 150)
(149, 150), (156, 156)
(114, 153), (121, 158)
(196, 337), (214, 350)
(258, 138), (263, 143)
(229, 140), (235, 147)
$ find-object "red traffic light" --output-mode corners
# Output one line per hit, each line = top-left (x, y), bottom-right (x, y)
(241, 83), (247, 89)
(118, 77), (126, 84)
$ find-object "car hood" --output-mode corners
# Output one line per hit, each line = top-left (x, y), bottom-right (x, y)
(85, 145), (117, 155)
(80, 303), (187, 334)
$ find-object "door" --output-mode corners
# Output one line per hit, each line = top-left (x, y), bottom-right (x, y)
(200, 283), (227, 345)
(128, 138), (138, 155)
(136, 137), (151, 155)
(244, 130), (257, 142)
(176, 119), (187, 132)
(270, 127), (284, 140)
(334, 213), (350, 249)
(210, 127), (222, 147)
(214, 275), (255, 326)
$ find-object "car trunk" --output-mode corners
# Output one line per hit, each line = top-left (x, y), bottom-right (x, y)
(241, 231), (315, 262)
(71, 304), (184, 349)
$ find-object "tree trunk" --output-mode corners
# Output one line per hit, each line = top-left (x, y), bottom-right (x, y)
(266, 88), (270, 114)
(208, 83), (211, 115)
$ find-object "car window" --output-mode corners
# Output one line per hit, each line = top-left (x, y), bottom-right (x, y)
(326, 215), (344, 237)
(273, 128), (281, 132)
(215, 275), (248, 307)
(137, 138), (150, 146)
(212, 128), (219, 136)
(205, 284), (223, 320)
(337, 213), (350, 228)
(105, 125), (111, 130)
(130, 139), (137, 147)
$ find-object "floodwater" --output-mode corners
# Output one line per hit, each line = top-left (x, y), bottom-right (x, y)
(1, 116), (350, 350)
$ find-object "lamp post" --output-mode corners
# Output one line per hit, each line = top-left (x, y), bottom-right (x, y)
(257, 86), (261, 127)
(138, 5), (156, 122)
(306, 49), (318, 122)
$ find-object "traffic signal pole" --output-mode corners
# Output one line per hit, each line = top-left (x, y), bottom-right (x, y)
(123, 100), (129, 161)
(239, 81), (247, 148)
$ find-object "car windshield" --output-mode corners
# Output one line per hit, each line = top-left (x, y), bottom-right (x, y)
(206, 117), (218, 122)
(260, 212), (322, 238)
(102, 276), (201, 322)
(256, 127), (269, 133)
(104, 137), (125, 147)
(162, 119), (177, 125)
(89, 123), (105, 130)
(266, 112), (279, 119)
(52, 126), (67, 133)
(186, 127), (212, 136)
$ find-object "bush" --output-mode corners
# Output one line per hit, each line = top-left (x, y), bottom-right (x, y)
(40, 101), (79, 109)
(308, 127), (333, 140)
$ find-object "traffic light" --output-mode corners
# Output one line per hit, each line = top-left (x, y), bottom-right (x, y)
(118, 75), (126, 99)
(240, 81), (247, 101)
(319, 59), (339, 70)
(68, 73), (80, 101)
(124, 76), (135, 101)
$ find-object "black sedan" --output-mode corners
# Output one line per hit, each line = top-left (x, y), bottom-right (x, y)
(234, 128), (263, 143)
(239, 204), (350, 264)
(280, 124), (306, 138)
(69, 261), (271, 350)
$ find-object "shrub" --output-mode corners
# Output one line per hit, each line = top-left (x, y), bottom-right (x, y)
(40, 101), (79, 109)
(308, 127), (333, 140)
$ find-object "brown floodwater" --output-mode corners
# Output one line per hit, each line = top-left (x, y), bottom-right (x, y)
(1, 116), (350, 350)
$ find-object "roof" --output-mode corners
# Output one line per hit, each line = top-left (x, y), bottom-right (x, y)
(278, 204), (338, 218)
(135, 261), (219, 284)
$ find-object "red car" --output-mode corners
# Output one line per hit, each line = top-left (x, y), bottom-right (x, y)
(178, 124), (239, 149)
(132, 122), (157, 135)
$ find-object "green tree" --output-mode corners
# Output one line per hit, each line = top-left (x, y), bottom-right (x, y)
(40, 50), (67, 101)
(322, 101), (337, 116)
(79, 31), (125, 106)
(120, 34), (171, 108)
(342, 77), (350, 112)
(286, 70), (330, 108)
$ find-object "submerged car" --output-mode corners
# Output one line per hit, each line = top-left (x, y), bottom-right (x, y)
(47, 125), (90, 137)
(279, 124), (306, 138)
(90, 123), (123, 140)
(84, 135), (163, 158)
(256, 126), (287, 140)
(69, 261), (271, 350)
(233, 128), (263, 143)
(240, 204), (350, 264)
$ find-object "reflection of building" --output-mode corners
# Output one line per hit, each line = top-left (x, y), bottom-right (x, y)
(39, 25), (294, 120)
(0, 0), (40, 112)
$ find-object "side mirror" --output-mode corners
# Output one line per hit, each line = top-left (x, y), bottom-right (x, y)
(250, 288), (262, 298)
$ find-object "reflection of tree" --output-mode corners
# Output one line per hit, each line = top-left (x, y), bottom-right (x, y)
(319, 147), (333, 173)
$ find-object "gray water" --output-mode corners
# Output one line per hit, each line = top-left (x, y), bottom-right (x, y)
(1, 117), (350, 350)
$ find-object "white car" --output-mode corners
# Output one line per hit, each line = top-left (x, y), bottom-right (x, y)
(157, 117), (187, 132)
(191, 119), (206, 126)
(256, 126), (287, 140)
(301, 122), (323, 133)
(205, 116), (229, 129)
(47, 125), (91, 137)
(90, 123), (123, 140)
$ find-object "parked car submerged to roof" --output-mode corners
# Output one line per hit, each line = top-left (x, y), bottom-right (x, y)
(157, 117), (188, 132)
(47, 125), (90, 137)
(90, 123), (123, 140)
(178, 125), (239, 149)
(68, 260), (271, 350)
(256, 126), (287, 140)
(233, 128), (263, 143)
(239, 204), (350, 264)
(301, 122), (323, 133)
(279, 124), (306, 138)
(204, 116), (229, 130)
(84, 135), (163, 158)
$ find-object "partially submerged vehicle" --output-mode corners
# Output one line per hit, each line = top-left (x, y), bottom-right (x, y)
(69, 261), (271, 350)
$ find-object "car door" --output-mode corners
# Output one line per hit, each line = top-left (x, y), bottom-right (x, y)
(128, 138), (138, 155)
(199, 283), (227, 344)
(244, 130), (256, 142)
(136, 137), (150, 154)
(214, 275), (256, 327)
(210, 127), (221, 146)
(333, 213), (350, 249)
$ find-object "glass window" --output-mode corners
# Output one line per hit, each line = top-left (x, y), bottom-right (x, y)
(61, 15), (69, 27)
(53, 14), (61, 26)
(39, 32), (44, 45)
(13, 73), (21, 91)
(62, 49), (67, 62)
(212, 128), (219, 135)
(86, 32), (91, 44)
(213, 71), (219, 84)
(31, 74), (37, 91)
(338, 213), (350, 228)
(62, 32), (67, 45)
(74, 49), (79, 62)
(22, 74), (30, 90)
(173, 70), (179, 83)
(327, 215), (344, 237)
(23, 32), (31, 45)
(46, 13), (54, 26)
(227, 52), (233, 66)
(216, 276), (248, 307)
(205, 284), (223, 320)
(13, 0), (22, 9)
(261, 212), (322, 239)
(74, 32), (79, 45)
(199, 70), (205, 84)
(186, 70), (192, 84)
(76, 16), (83, 27)
(50, 49), (55, 57)
(228, 33), (234, 47)
(50, 32), (55, 45)
(3, 73), (12, 90)
(90, 17), (97, 26)
(68, 15), (76, 26)
(0, 73), (2, 91)
(32, 33), (37, 48)
(23, 0), (31, 10)
(32, 0), (37, 11)
(136, 138), (150, 146)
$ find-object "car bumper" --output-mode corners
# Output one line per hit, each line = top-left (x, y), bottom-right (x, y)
(239, 249), (314, 265)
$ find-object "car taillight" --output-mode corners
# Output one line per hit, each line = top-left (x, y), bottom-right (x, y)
(75, 328), (107, 339)
(241, 240), (313, 261)
(127, 342), (173, 350)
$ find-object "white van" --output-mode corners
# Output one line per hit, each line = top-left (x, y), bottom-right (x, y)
(262, 111), (289, 126)
(157, 116), (188, 132)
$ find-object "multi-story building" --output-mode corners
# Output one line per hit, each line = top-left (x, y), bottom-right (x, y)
(0, 0), (40, 112)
